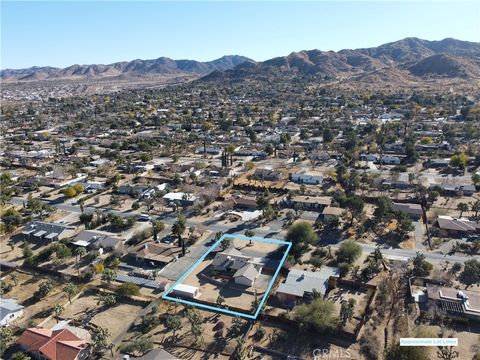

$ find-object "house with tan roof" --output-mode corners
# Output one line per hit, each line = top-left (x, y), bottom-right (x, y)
(130, 242), (182, 267)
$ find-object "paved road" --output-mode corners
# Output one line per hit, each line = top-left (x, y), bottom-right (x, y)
(11, 196), (478, 270)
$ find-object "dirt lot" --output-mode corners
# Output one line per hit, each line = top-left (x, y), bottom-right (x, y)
(326, 285), (371, 334)
(1, 270), (70, 327)
(245, 319), (361, 360)
(132, 302), (239, 359)
(180, 259), (261, 313)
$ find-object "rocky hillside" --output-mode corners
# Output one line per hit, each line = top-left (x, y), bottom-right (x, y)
(202, 38), (480, 86)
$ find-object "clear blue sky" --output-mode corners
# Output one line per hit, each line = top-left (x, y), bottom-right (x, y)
(1, 1), (479, 69)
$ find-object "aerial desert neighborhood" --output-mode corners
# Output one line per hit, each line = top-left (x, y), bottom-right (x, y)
(1, 1), (480, 360)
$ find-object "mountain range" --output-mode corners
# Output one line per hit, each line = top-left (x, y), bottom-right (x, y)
(2, 38), (480, 90)
(0, 55), (251, 82)
(202, 38), (480, 85)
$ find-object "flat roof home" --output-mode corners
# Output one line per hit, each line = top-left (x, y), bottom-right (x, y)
(276, 267), (339, 307)
(162, 192), (197, 206)
(284, 195), (332, 211)
(0, 297), (24, 326)
(22, 221), (70, 242)
(392, 202), (423, 219)
(426, 283), (480, 322)
(318, 206), (344, 222)
(233, 195), (258, 210)
(291, 171), (323, 185)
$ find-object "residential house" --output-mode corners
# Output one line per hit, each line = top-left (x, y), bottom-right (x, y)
(380, 155), (402, 165)
(233, 195), (257, 210)
(130, 242), (182, 268)
(22, 221), (70, 242)
(252, 168), (284, 181)
(318, 206), (344, 223)
(0, 297), (24, 326)
(162, 192), (197, 206)
(435, 216), (480, 236)
(360, 153), (379, 162)
(72, 230), (124, 253)
(283, 195), (332, 211)
(410, 279), (480, 322)
(426, 284), (480, 322)
(212, 247), (262, 287)
(291, 172), (323, 185)
(392, 202), (423, 220)
(276, 267), (339, 307)
(16, 327), (91, 360)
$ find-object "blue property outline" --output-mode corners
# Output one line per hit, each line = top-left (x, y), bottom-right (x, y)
(162, 233), (292, 319)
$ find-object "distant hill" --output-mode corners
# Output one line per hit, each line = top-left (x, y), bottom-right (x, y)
(202, 38), (480, 87)
(0, 55), (251, 82)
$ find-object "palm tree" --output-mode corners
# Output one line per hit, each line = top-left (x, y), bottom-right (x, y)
(101, 269), (117, 285)
(471, 200), (480, 217)
(53, 304), (64, 322)
(216, 295), (225, 308)
(74, 247), (86, 276)
(244, 230), (255, 246)
(457, 202), (469, 217)
(172, 215), (186, 256)
(63, 283), (79, 304)
(9, 273), (18, 286)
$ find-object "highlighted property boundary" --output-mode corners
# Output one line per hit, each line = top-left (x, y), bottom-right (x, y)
(162, 234), (292, 319)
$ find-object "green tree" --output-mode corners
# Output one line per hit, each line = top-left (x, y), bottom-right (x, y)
(11, 352), (32, 360)
(472, 174), (480, 186)
(165, 315), (182, 338)
(339, 299), (355, 326)
(53, 303), (64, 322)
(91, 326), (111, 353)
(36, 279), (55, 299)
(216, 295), (225, 308)
(295, 298), (338, 333)
(412, 252), (433, 277)
(344, 195), (364, 227)
(96, 293), (117, 307)
(220, 237), (232, 251)
(1, 207), (23, 233)
(471, 200), (480, 217)
(0, 326), (14, 355)
(286, 221), (318, 260)
(101, 268), (117, 284)
(449, 153), (468, 171)
(462, 259), (480, 284)
(152, 220), (165, 241)
(457, 202), (469, 217)
(116, 282), (140, 296)
(172, 214), (186, 256)
(336, 240), (362, 264)
(9, 273), (18, 286)
(63, 282), (79, 304)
